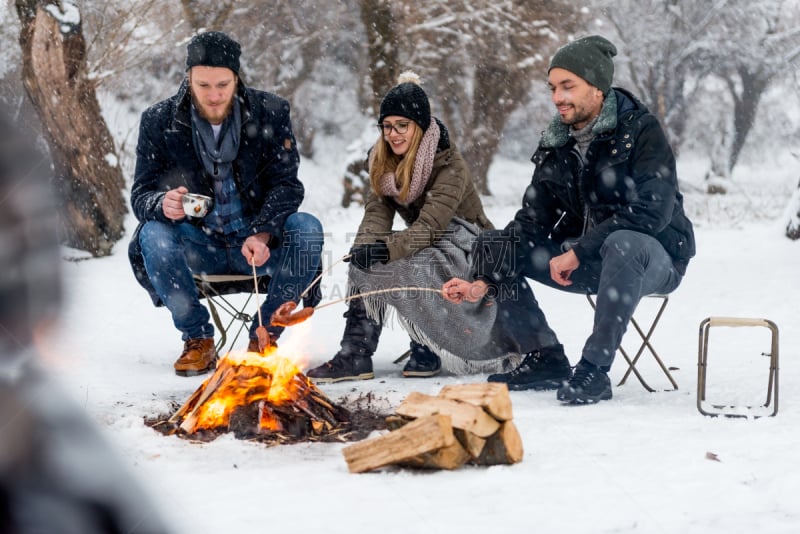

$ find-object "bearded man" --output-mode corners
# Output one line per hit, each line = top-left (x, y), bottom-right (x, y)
(129, 31), (323, 376)
(443, 35), (695, 404)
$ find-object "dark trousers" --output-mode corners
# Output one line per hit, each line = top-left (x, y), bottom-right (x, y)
(474, 229), (683, 369)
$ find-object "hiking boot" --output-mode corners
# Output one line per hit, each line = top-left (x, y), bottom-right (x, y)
(307, 297), (381, 383)
(306, 352), (374, 383)
(174, 338), (217, 377)
(338, 297), (382, 355)
(402, 341), (441, 378)
(487, 344), (571, 390)
(557, 358), (612, 404)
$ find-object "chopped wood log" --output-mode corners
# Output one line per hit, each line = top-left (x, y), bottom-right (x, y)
(474, 421), (524, 465)
(453, 428), (486, 459)
(342, 414), (455, 473)
(399, 438), (471, 470)
(438, 382), (513, 422)
(395, 392), (500, 438)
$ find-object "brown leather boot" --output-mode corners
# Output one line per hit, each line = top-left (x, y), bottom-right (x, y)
(174, 338), (218, 376)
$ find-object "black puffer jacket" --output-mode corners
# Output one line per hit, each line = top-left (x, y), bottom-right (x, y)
(128, 79), (303, 305)
(510, 87), (695, 275)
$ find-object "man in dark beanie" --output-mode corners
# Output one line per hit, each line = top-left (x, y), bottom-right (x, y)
(129, 31), (323, 376)
(443, 35), (695, 405)
(548, 34), (617, 95)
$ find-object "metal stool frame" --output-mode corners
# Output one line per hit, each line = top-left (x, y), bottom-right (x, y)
(193, 273), (267, 354)
(586, 294), (678, 392)
(697, 317), (779, 418)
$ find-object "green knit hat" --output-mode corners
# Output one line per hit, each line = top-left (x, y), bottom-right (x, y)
(548, 35), (617, 94)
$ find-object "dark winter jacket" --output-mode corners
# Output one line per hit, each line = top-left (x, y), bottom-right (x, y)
(509, 87), (695, 275)
(128, 79), (303, 305)
(355, 119), (493, 260)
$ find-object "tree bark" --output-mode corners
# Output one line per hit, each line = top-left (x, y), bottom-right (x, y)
(785, 177), (800, 241)
(360, 0), (399, 115)
(461, 65), (528, 195)
(16, 0), (126, 257)
(339, 0), (401, 206)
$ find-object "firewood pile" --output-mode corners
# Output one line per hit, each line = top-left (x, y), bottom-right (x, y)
(342, 382), (523, 473)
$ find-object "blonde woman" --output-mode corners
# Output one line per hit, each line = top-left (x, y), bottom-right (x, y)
(308, 72), (523, 383)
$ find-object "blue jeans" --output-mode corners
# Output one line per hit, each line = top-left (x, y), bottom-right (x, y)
(138, 212), (323, 341)
(476, 229), (683, 370)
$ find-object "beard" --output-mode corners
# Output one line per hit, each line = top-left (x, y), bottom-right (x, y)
(190, 90), (234, 125)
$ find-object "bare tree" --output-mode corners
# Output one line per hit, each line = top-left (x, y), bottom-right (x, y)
(361, 0), (400, 114)
(345, 0), (580, 201)
(595, 0), (800, 193)
(595, 0), (719, 156)
(706, 1), (800, 188)
(400, 0), (581, 194)
(15, 0), (126, 256)
(179, 0), (236, 32)
(785, 176), (800, 240)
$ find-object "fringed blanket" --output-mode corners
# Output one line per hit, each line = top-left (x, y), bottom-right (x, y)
(348, 218), (522, 374)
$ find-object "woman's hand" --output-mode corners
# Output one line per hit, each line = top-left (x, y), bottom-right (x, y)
(346, 241), (389, 270)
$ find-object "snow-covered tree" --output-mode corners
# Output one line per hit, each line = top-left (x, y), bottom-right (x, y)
(702, 1), (800, 190)
(15, 0), (127, 256)
(594, 0), (800, 193)
(345, 0), (582, 197)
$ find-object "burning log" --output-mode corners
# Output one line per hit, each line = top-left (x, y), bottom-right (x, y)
(163, 348), (351, 442)
(342, 382), (523, 473)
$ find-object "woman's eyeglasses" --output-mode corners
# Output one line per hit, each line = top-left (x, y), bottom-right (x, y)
(377, 121), (410, 135)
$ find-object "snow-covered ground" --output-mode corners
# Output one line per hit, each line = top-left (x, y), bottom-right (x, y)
(47, 149), (800, 533)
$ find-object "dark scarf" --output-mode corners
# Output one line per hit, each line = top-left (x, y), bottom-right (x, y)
(191, 98), (241, 180)
(191, 98), (247, 235)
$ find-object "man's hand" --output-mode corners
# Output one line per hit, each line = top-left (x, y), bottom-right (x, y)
(549, 249), (580, 286)
(346, 241), (389, 270)
(442, 278), (488, 304)
(242, 232), (272, 267)
(162, 186), (188, 220)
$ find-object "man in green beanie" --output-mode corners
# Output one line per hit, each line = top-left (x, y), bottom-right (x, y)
(442, 35), (695, 404)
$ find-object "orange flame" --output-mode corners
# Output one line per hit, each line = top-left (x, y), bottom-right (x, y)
(190, 345), (311, 431)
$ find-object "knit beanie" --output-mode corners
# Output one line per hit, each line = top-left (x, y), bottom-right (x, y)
(186, 31), (241, 74)
(548, 35), (617, 94)
(378, 71), (431, 132)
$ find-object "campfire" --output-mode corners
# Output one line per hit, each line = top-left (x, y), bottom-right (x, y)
(147, 346), (378, 444)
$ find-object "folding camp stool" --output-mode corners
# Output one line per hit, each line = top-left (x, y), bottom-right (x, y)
(586, 293), (678, 392)
(193, 273), (271, 354)
(697, 317), (779, 417)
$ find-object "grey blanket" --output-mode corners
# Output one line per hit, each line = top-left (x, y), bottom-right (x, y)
(348, 218), (521, 374)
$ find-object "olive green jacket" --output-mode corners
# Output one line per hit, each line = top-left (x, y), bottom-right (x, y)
(355, 144), (493, 261)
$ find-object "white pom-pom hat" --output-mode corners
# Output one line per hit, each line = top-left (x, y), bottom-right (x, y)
(379, 70), (431, 131)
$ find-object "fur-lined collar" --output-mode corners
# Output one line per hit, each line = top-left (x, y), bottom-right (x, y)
(539, 90), (618, 149)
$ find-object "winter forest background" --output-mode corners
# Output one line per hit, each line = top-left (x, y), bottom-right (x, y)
(3, 3), (800, 532)
(2, 0), (800, 260)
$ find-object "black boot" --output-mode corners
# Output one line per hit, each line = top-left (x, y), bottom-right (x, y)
(307, 298), (381, 383)
(556, 358), (612, 404)
(487, 344), (571, 390)
(402, 341), (441, 378)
